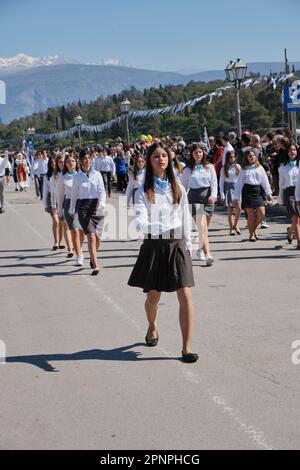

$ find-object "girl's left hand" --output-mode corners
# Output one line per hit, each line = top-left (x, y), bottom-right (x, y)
(208, 196), (215, 204)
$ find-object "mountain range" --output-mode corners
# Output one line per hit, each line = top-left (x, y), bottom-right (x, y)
(0, 54), (299, 124)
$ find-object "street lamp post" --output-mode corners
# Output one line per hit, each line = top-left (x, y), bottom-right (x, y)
(27, 126), (35, 151)
(225, 58), (247, 139)
(74, 115), (83, 147)
(120, 98), (131, 143)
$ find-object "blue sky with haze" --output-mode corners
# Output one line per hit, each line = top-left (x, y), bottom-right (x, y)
(0, 0), (299, 71)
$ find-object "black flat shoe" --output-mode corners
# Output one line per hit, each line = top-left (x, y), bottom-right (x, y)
(249, 237), (256, 242)
(67, 252), (74, 258)
(91, 268), (100, 276)
(181, 351), (199, 363)
(59, 245), (66, 249)
(145, 336), (159, 347)
(52, 245), (58, 251)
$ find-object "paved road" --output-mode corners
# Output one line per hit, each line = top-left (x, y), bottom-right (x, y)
(0, 186), (300, 450)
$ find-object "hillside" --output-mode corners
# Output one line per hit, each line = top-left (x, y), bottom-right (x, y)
(1, 61), (299, 123)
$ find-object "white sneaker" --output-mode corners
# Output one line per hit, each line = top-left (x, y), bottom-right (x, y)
(196, 249), (206, 261)
(260, 222), (269, 229)
(76, 253), (84, 266)
(205, 254), (214, 266)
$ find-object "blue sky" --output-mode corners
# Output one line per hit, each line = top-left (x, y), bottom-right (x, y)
(0, 0), (299, 71)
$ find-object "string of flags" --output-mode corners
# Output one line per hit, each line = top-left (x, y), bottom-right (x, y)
(3, 72), (297, 143)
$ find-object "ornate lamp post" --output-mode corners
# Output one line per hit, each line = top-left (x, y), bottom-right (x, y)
(74, 115), (83, 147)
(120, 98), (131, 143)
(225, 58), (247, 139)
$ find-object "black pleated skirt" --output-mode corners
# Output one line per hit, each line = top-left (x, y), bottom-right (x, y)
(188, 187), (214, 216)
(242, 184), (265, 209)
(128, 237), (194, 293)
(77, 199), (104, 236)
(284, 186), (298, 217)
(46, 192), (54, 216)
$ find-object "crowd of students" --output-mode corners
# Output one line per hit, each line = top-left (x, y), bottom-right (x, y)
(1, 130), (299, 362)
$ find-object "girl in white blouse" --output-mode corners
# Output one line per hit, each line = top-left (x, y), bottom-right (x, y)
(233, 150), (273, 241)
(219, 151), (241, 235)
(295, 171), (300, 248)
(50, 154), (73, 257)
(70, 151), (106, 275)
(128, 142), (198, 363)
(57, 153), (85, 264)
(170, 148), (185, 182)
(43, 157), (64, 250)
(181, 144), (217, 266)
(125, 154), (145, 207)
(278, 144), (300, 249)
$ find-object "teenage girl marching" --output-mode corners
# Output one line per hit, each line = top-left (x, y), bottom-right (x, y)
(125, 154), (145, 207)
(70, 150), (106, 275)
(57, 152), (85, 264)
(43, 157), (65, 250)
(278, 143), (300, 249)
(233, 150), (273, 242)
(181, 143), (217, 266)
(50, 154), (73, 256)
(219, 151), (241, 235)
(128, 142), (198, 363)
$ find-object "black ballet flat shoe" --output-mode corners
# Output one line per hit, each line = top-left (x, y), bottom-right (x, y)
(67, 252), (74, 258)
(287, 232), (293, 244)
(91, 268), (100, 276)
(249, 237), (256, 242)
(59, 245), (66, 249)
(296, 245), (300, 250)
(181, 351), (199, 363)
(52, 245), (59, 251)
(145, 335), (159, 347)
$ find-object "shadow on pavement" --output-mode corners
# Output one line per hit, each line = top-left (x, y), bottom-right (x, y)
(5, 343), (177, 372)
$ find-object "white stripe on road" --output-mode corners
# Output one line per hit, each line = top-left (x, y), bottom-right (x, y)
(6, 197), (276, 450)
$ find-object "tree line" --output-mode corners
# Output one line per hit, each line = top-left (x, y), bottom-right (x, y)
(0, 75), (297, 147)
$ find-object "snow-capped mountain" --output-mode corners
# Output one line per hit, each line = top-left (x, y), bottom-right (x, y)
(0, 54), (135, 73)
(0, 53), (75, 72)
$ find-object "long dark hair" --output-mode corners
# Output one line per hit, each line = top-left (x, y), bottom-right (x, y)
(46, 157), (55, 180)
(54, 154), (65, 179)
(144, 142), (181, 204)
(283, 144), (299, 166)
(62, 153), (80, 175)
(189, 143), (208, 172)
(224, 151), (239, 178)
(133, 153), (145, 181)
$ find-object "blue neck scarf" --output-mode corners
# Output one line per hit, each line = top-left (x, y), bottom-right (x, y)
(288, 160), (297, 168)
(153, 175), (170, 191)
(68, 171), (77, 176)
(248, 163), (256, 170)
(137, 168), (144, 175)
(195, 163), (204, 171)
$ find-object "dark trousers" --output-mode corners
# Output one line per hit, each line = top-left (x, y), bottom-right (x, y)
(34, 175), (40, 198)
(0, 178), (4, 208)
(101, 171), (112, 194)
(117, 173), (127, 191)
(38, 175), (46, 199)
